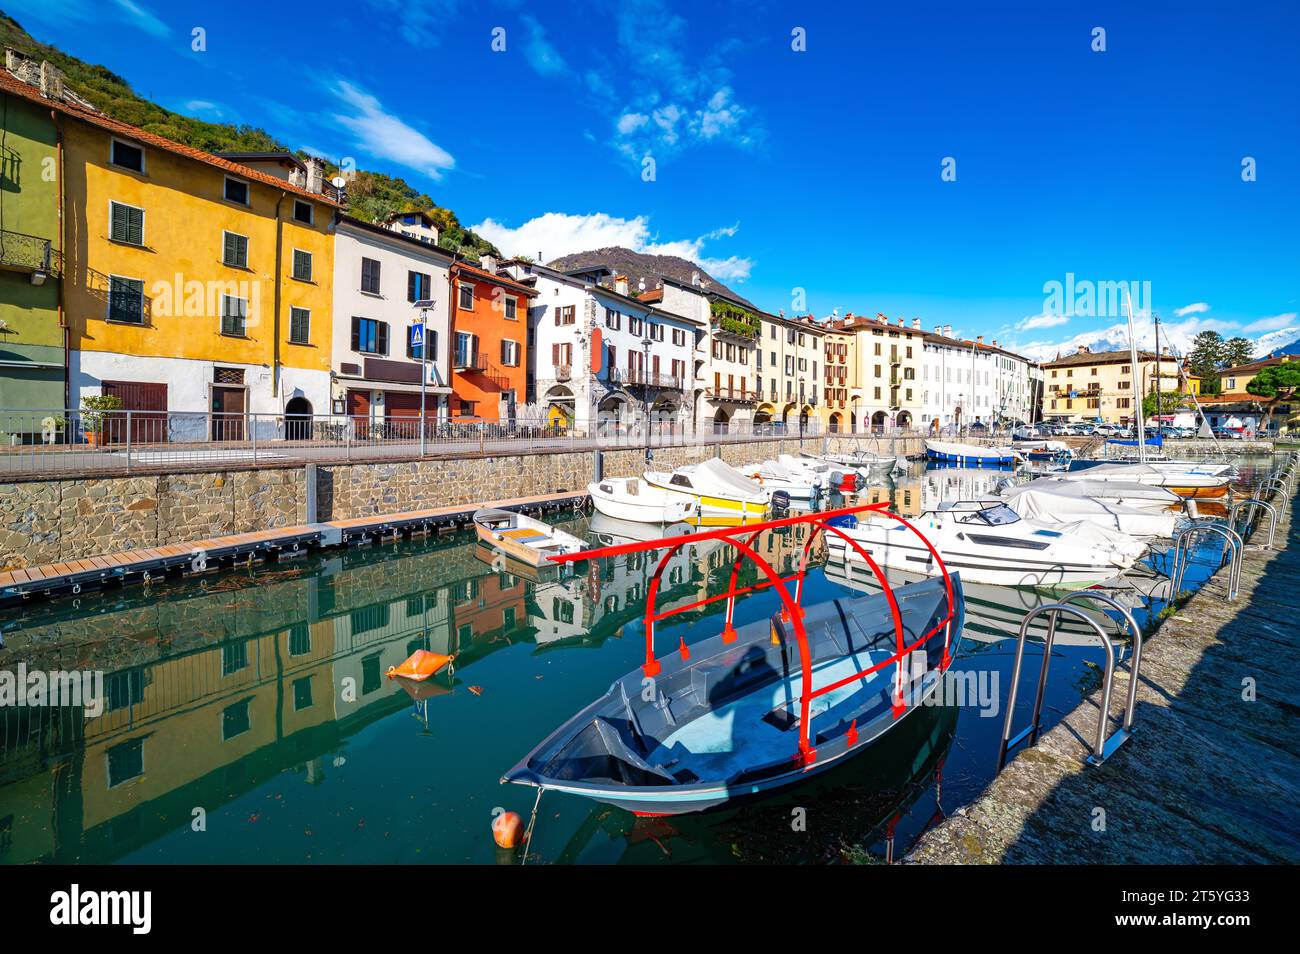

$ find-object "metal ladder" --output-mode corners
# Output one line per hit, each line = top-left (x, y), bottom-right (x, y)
(1166, 522), (1244, 600)
(998, 591), (1144, 771)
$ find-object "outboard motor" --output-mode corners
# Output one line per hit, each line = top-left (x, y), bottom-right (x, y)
(770, 490), (791, 517)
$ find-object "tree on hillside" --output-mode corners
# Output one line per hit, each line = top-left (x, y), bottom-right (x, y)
(1222, 336), (1255, 372)
(1188, 330), (1225, 395)
(1246, 363), (1300, 432)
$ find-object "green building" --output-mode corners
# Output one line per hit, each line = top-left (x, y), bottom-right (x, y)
(1, 71), (64, 440)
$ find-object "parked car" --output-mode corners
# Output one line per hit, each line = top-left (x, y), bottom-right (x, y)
(1012, 425), (1041, 440)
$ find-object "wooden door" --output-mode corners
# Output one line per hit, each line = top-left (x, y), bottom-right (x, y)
(211, 387), (245, 441)
(348, 389), (371, 440)
(102, 380), (167, 445)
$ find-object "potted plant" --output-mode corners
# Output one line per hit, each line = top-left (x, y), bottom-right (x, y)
(80, 394), (123, 447)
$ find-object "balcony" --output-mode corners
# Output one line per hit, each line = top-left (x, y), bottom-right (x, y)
(706, 386), (759, 404)
(454, 352), (487, 372)
(610, 369), (685, 390)
(0, 228), (60, 276)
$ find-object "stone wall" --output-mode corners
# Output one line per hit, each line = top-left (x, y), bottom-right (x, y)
(0, 434), (924, 569)
(0, 471), (307, 569)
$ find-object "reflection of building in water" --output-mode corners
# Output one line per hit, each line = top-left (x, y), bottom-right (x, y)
(0, 540), (525, 865)
(838, 475), (923, 517)
(920, 466), (1009, 509)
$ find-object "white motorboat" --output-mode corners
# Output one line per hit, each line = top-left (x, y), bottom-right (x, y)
(1059, 462), (1232, 499)
(473, 508), (588, 568)
(588, 475), (699, 523)
(738, 458), (822, 500)
(643, 457), (771, 526)
(993, 482), (1180, 538)
(824, 500), (1146, 589)
(809, 450), (907, 477)
(1018, 477), (1181, 513)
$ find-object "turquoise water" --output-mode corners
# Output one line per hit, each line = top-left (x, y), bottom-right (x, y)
(0, 458), (1271, 865)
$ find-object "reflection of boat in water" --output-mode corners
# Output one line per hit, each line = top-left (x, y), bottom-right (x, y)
(504, 573), (963, 815)
(550, 696), (960, 864)
(474, 508), (588, 566)
(588, 512), (696, 545)
(825, 500), (1145, 590)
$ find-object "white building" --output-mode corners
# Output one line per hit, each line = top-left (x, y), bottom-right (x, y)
(920, 326), (1036, 431)
(330, 214), (454, 429)
(501, 262), (700, 433)
(651, 277), (759, 432)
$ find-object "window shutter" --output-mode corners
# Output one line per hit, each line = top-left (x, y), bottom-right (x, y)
(350, 318), (360, 352)
(377, 322), (389, 355)
(407, 271), (417, 302)
(223, 231), (237, 264)
(552, 343), (559, 365)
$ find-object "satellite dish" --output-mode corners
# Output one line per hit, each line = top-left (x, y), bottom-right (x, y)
(331, 176), (347, 189)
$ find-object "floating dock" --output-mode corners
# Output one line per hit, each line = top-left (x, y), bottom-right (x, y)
(906, 481), (1300, 864)
(0, 490), (587, 606)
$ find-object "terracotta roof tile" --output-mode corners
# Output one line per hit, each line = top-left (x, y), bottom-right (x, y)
(0, 69), (341, 207)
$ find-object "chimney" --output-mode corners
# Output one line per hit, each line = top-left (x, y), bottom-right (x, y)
(615, 274), (629, 296)
(38, 60), (65, 100)
(934, 325), (943, 335)
(304, 156), (325, 195)
(690, 270), (700, 287)
(976, 335), (984, 345)
(481, 252), (499, 273)
(944, 325), (953, 338)
(911, 317), (921, 329)
(1076, 345), (1089, 355)
(895, 316), (904, 327)
(991, 339), (998, 348)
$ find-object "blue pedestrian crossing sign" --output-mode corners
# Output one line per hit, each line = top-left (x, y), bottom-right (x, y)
(410, 323), (424, 347)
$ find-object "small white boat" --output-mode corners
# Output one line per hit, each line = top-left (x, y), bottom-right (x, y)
(1021, 477), (1180, 513)
(644, 458), (771, 526)
(1058, 462), (1232, 499)
(809, 450), (907, 477)
(589, 476), (699, 523)
(737, 459), (821, 500)
(473, 508), (588, 568)
(993, 483), (1180, 538)
(824, 500), (1145, 589)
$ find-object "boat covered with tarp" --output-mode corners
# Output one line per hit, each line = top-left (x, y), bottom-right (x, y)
(502, 502), (965, 814)
(925, 440), (1020, 466)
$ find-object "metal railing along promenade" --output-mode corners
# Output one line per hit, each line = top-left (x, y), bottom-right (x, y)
(0, 408), (926, 477)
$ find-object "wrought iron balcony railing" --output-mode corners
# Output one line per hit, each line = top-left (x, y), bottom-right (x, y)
(0, 228), (59, 275)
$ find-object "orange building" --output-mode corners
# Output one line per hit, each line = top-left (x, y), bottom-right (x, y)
(449, 259), (536, 422)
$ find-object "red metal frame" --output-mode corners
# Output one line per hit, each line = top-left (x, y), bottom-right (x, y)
(549, 501), (956, 766)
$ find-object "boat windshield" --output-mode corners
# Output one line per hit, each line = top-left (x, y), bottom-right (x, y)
(956, 503), (1021, 526)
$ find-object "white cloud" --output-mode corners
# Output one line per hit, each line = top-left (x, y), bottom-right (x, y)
(1017, 313), (1069, 331)
(328, 80), (455, 180)
(469, 212), (754, 283)
(1244, 312), (1298, 333)
(183, 100), (224, 119)
(617, 113), (649, 135)
(111, 0), (170, 37)
(1174, 302), (1210, 317)
(521, 15), (568, 77)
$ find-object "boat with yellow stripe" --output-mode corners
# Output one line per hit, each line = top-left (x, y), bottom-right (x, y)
(643, 458), (771, 526)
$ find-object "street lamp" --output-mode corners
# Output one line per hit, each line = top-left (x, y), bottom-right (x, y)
(641, 335), (653, 465)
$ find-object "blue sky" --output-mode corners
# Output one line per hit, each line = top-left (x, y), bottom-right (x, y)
(7, 0), (1299, 357)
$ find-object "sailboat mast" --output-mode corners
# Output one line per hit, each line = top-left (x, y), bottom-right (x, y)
(1125, 290), (1147, 464)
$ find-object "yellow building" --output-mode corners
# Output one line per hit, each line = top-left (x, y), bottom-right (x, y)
(1041, 347), (1182, 424)
(11, 68), (343, 439)
(829, 314), (924, 431)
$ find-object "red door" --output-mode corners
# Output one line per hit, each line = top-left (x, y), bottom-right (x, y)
(348, 389), (371, 440)
(102, 381), (168, 445)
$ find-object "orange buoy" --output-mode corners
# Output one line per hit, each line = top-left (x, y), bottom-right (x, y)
(386, 650), (453, 682)
(493, 811), (524, 848)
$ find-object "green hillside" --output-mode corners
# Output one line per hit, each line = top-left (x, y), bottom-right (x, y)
(0, 11), (498, 261)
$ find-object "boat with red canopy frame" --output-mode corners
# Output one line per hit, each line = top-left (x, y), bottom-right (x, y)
(501, 501), (965, 815)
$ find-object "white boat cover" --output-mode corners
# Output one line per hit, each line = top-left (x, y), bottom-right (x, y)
(1013, 477), (1180, 511)
(693, 457), (766, 497)
(1060, 462), (1227, 488)
(997, 486), (1179, 538)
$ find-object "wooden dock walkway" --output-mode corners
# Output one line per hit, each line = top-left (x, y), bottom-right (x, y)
(0, 489), (587, 606)
(906, 476), (1300, 864)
